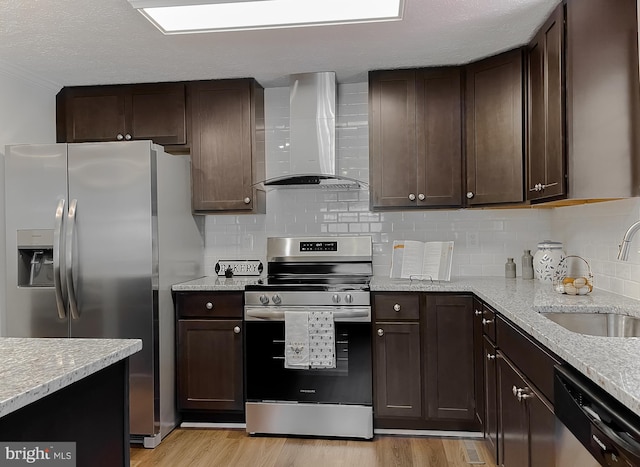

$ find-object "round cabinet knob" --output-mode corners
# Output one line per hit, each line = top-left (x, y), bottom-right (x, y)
(393, 304), (401, 312)
(205, 302), (213, 310)
(259, 294), (269, 305)
(474, 309), (483, 316)
(233, 326), (241, 334)
(272, 294), (282, 305)
(466, 192), (474, 199)
(408, 193), (416, 201)
(418, 193), (425, 201)
(243, 197), (251, 204)
(482, 318), (494, 325)
(124, 134), (132, 141)
(116, 134), (124, 141)
(512, 385), (519, 397)
(486, 353), (496, 360)
(345, 294), (353, 304)
(332, 294), (341, 304)
(377, 329), (384, 337)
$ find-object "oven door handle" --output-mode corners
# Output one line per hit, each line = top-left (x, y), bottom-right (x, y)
(244, 307), (371, 322)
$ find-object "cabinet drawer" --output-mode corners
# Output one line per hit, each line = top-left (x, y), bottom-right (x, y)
(482, 304), (497, 342)
(176, 292), (243, 319)
(373, 293), (420, 320)
(496, 315), (559, 403)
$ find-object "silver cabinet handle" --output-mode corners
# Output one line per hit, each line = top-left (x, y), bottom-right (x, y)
(393, 304), (401, 312)
(205, 302), (213, 310)
(233, 326), (241, 334)
(243, 197), (251, 204)
(474, 309), (483, 316)
(66, 199), (80, 319)
(53, 199), (67, 319)
(418, 193), (425, 201)
(124, 134), (132, 141)
(377, 329), (384, 337)
(408, 193), (416, 201)
(487, 353), (496, 360)
(517, 388), (533, 402)
(116, 133), (124, 141)
(482, 318), (494, 325)
(512, 385), (519, 397)
(466, 192), (474, 199)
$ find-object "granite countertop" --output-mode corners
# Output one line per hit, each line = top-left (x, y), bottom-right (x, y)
(0, 338), (142, 418)
(372, 276), (640, 417)
(172, 275), (262, 291)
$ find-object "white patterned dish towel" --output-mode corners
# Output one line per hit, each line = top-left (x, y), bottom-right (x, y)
(284, 311), (309, 369)
(309, 311), (336, 369)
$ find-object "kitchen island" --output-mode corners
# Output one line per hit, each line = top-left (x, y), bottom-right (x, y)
(0, 338), (141, 466)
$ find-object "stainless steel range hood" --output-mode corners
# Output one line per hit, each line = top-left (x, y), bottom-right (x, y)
(260, 72), (366, 189)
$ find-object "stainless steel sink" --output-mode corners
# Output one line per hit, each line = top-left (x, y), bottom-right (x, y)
(540, 312), (640, 337)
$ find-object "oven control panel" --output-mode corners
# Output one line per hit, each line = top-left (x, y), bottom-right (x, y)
(300, 241), (338, 252)
(245, 291), (370, 307)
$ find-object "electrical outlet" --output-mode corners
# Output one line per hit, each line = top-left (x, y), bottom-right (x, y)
(466, 232), (479, 249)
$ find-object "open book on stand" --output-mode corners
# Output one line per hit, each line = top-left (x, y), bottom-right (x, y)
(390, 240), (454, 281)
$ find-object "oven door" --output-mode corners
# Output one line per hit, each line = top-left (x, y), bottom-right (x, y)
(244, 307), (372, 406)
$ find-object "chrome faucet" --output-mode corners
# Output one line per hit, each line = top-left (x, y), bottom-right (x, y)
(617, 220), (640, 260)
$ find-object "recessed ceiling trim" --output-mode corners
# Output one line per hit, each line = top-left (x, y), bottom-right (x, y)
(129, 0), (404, 35)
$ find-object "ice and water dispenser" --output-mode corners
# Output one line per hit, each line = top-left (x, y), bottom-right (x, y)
(17, 229), (55, 287)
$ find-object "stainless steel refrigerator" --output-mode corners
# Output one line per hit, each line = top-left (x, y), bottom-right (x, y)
(3, 141), (203, 447)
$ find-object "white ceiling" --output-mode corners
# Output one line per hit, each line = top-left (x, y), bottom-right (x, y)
(1, 0), (561, 89)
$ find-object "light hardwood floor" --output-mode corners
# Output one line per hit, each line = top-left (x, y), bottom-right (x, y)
(130, 429), (497, 467)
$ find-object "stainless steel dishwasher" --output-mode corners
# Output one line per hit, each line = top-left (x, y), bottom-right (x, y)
(554, 365), (640, 466)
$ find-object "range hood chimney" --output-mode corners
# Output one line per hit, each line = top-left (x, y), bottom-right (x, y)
(261, 72), (365, 189)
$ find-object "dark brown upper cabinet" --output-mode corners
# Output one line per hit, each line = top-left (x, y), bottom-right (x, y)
(369, 68), (463, 210)
(56, 82), (187, 150)
(465, 49), (525, 206)
(563, 0), (640, 200)
(527, 3), (566, 202)
(188, 79), (265, 214)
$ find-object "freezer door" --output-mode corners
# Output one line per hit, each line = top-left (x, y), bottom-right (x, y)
(4, 144), (69, 337)
(67, 141), (156, 436)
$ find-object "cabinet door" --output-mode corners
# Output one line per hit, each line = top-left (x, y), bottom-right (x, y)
(61, 86), (127, 143)
(472, 299), (485, 427)
(369, 70), (418, 208)
(527, 4), (566, 201)
(498, 355), (529, 467)
(373, 322), (422, 418)
(129, 83), (186, 145)
(465, 49), (524, 206)
(528, 387), (555, 467)
(177, 319), (243, 411)
(424, 295), (475, 421)
(415, 68), (463, 207)
(190, 80), (261, 212)
(483, 336), (499, 464)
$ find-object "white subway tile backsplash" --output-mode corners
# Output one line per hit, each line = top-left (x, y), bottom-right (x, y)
(202, 81), (640, 298)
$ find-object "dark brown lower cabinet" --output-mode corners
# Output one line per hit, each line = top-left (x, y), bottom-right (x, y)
(373, 322), (422, 418)
(425, 295), (476, 422)
(175, 291), (245, 422)
(498, 353), (555, 467)
(373, 293), (478, 431)
(177, 319), (244, 412)
(483, 336), (499, 462)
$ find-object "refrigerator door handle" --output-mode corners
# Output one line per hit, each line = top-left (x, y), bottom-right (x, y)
(53, 199), (67, 319)
(66, 199), (80, 320)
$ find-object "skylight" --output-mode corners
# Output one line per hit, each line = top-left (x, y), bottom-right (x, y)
(128, 0), (404, 34)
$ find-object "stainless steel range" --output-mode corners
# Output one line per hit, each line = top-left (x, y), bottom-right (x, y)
(244, 236), (373, 439)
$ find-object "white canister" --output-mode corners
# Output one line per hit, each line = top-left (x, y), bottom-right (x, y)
(533, 240), (567, 283)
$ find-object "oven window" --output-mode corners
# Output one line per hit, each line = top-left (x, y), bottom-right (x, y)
(245, 321), (372, 405)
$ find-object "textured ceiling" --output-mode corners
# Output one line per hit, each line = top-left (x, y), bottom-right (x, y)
(0, 0), (561, 88)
